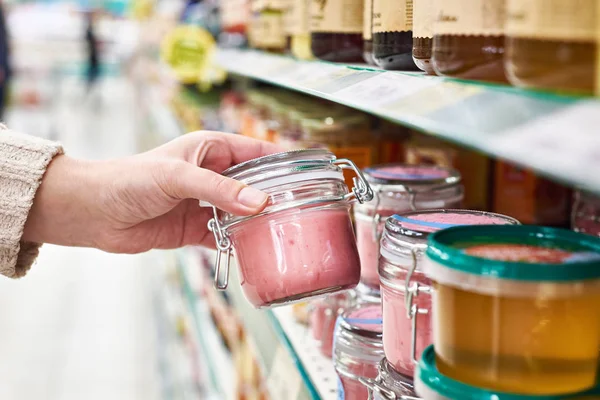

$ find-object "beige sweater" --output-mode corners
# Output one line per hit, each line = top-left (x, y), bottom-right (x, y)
(0, 126), (63, 278)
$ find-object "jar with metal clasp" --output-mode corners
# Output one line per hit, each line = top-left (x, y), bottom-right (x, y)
(207, 149), (374, 308)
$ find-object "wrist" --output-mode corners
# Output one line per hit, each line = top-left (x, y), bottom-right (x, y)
(22, 155), (100, 247)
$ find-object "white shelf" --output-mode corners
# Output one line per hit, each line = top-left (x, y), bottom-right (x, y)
(215, 48), (600, 194)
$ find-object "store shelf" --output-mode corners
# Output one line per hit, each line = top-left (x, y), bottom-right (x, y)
(215, 48), (600, 194)
(186, 248), (338, 400)
(177, 251), (235, 400)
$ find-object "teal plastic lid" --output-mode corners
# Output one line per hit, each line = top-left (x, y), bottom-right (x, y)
(426, 225), (600, 282)
(416, 345), (600, 400)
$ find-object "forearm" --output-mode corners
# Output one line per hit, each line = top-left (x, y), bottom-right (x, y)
(0, 128), (63, 278)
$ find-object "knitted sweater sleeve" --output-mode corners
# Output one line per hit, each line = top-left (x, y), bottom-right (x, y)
(0, 126), (63, 278)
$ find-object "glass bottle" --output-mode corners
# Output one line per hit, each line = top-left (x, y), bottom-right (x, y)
(363, 0), (375, 64)
(412, 0), (435, 73)
(505, 0), (597, 94)
(372, 0), (417, 69)
(287, 0), (314, 59)
(309, 0), (365, 62)
(432, 0), (508, 82)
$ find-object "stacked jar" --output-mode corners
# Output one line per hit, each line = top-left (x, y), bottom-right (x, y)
(353, 164), (463, 290)
(333, 302), (384, 399)
(378, 210), (518, 382)
(432, 0), (507, 82)
(422, 225), (600, 395)
(207, 149), (373, 307)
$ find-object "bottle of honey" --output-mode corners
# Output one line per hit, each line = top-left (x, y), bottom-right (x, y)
(432, 0), (508, 82)
(505, 0), (597, 95)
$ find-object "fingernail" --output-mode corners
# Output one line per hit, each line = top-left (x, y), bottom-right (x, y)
(238, 186), (268, 208)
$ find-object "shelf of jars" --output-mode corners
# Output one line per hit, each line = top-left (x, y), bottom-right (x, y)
(215, 48), (600, 194)
(181, 247), (338, 400)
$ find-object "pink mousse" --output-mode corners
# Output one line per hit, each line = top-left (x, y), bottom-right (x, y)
(337, 305), (383, 400)
(382, 211), (516, 377)
(356, 210), (398, 288)
(230, 206), (360, 307)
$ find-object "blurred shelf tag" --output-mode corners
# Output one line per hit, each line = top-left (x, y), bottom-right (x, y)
(267, 346), (302, 400)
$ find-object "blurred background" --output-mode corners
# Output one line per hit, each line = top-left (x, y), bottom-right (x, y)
(0, 0), (598, 399)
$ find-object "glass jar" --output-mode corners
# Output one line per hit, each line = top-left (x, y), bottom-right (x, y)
(208, 149), (374, 308)
(379, 210), (518, 378)
(424, 225), (600, 395)
(505, 1), (597, 95)
(362, 358), (416, 399)
(412, 0), (435, 73)
(372, 0), (416, 70)
(310, 292), (349, 357)
(432, 0), (507, 82)
(572, 190), (600, 237)
(493, 161), (572, 226)
(334, 303), (385, 400)
(363, 0), (375, 64)
(354, 165), (463, 289)
(286, 0), (313, 59)
(309, 0), (364, 62)
(415, 345), (600, 400)
(249, 6), (287, 53)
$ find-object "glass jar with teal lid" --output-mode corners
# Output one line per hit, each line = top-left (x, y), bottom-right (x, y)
(416, 345), (600, 400)
(423, 226), (600, 396)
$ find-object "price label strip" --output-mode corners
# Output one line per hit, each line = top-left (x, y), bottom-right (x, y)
(267, 346), (303, 400)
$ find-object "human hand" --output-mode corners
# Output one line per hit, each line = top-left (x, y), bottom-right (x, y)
(23, 132), (282, 253)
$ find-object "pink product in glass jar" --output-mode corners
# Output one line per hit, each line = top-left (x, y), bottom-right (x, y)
(354, 164), (464, 289)
(378, 210), (519, 378)
(334, 304), (384, 400)
(572, 190), (600, 237)
(310, 293), (349, 357)
(208, 149), (374, 308)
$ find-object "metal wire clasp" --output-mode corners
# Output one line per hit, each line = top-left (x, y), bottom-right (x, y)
(207, 206), (232, 291)
(334, 158), (374, 204)
(404, 248), (431, 364)
(359, 377), (420, 400)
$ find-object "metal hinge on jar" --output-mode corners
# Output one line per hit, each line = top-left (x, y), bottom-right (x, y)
(359, 377), (421, 400)
(404, 248), (431, 365)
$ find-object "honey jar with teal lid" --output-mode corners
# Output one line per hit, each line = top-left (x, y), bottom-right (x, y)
(423, 225), (600, 395)
(416, 345), (600, 400)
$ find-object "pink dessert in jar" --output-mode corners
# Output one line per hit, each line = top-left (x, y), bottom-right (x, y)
(354, 164), (463, 289)
(208, 149), (373, 308)
(310, 293), (349, 357)
(333, 303), (384, 400)
(378, 210), (519, 378)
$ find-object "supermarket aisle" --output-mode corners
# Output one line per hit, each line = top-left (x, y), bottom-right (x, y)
(0, 76), (161, 400)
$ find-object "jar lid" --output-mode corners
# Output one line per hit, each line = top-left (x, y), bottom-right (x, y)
(363, 164), (461, 189)
(380, 210), (519, 275)
(426, 225), (600, 283)
(334, 304), (384, 363)
(416, 345), (599, 400)
(222, 148), (341, 190)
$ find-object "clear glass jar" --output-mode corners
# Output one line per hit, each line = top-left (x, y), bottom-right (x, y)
(425, 225), (600, 395)
(334, 303), (385, 400)
(372, 0), (417, 70)
(309, 0), (364, 62)
(432, 0), (507, 82)
(379, 210), (519, 378)
(208, 149), (374, 308)
(412, 0), (435, 73)
(362, 358), (416, 399)
(572, 190), (600, 237)
(505, 1), (597, 95)
(353, 165), (463, 289)
(310, 292), (350, 357)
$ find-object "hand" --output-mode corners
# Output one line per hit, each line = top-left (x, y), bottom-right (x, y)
(23, 132), (282, 253)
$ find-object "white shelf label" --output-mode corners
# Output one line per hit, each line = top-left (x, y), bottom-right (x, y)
(267, 346), (302, 400)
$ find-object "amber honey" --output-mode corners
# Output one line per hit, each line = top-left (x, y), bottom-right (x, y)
(505, 0), (597, 94)
(434, 283), (600, 395)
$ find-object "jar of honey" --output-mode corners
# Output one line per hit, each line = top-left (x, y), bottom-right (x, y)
(309, 0), (364, 62)
(372, 0), (416, 69)
(425, 225), (600, 395)
(363, 0), (375, 64)
(432, 0), (507, 82)
(505, 0), (597, 95)
(416, 345), (600, 400)
(412, 0), (435, 73)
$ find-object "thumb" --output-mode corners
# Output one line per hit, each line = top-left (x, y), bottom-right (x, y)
(163, 162), (269, 216)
